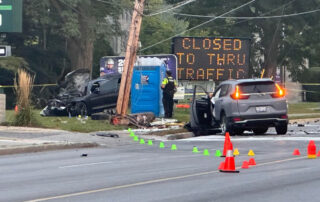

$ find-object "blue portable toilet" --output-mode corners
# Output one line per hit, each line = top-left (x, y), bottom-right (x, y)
(131, 64), (166, 117)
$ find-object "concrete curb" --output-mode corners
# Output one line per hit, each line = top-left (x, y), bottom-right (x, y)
(0, 142), (98, 156)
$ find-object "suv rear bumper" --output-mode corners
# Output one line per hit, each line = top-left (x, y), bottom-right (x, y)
(230, 117), (288, 129)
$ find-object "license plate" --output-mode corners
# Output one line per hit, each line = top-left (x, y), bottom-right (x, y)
(256, 106), (267, 112)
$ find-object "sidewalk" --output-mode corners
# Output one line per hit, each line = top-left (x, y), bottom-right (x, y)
(0, 126), (133, 155)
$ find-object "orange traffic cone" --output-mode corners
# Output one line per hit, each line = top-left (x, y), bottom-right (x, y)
(308, 140), (317, 159)
(218, 162), (225, 170)
(222, 132), (232, 157)
(292, 149), (300, 156)
(248, 158), (256, 166)
(317, 150), (320, 157)
(241, 161), (249, 169)
(219, 150), (239, 173)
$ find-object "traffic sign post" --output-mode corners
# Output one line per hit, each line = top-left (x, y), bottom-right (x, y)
(0, 0), (22, 33)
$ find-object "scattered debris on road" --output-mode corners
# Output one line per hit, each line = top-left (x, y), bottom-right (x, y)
(112, 112), (155, 128)
(96, 132), (119, 138)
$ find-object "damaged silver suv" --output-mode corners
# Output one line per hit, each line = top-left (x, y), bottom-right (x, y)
(190, 78), (288, 135)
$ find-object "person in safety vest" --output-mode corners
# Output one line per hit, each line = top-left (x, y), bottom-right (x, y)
(161, 70), (177, 118)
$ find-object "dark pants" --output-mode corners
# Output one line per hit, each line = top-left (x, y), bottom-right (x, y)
(163, 93), (174, 118)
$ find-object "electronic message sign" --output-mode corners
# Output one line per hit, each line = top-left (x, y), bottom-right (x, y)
(0, 0), (22, 33)
(173, 37), (250, 81)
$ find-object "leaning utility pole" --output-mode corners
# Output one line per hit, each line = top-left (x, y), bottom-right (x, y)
(116, 0), (145, 116)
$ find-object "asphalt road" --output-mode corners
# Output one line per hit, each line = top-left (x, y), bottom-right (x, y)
(1, 122), (320, 202)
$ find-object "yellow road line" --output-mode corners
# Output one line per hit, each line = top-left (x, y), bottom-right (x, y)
(255, 156), (306, 167)
(26, 156), (308, 202)
(26, 170), (220, 202)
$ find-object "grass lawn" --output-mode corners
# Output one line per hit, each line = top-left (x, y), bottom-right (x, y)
(2, 102), (320, 133)
(288, 102), (320, 114)
(5, 110), (127, 133)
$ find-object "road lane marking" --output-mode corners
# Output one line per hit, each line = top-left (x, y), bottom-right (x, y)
(28, 156), (309, 201)
(255, 156), (307, 167)
(59, 161), (112, 169)
(26, 170), (220, 202)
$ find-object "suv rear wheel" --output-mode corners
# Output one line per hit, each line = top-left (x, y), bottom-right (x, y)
(253, 127), (268, 135)
(276, 124), (287, 135)
(220, 113), (235, 135)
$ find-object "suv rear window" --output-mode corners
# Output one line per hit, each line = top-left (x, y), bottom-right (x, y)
(239, 81), (276, 93)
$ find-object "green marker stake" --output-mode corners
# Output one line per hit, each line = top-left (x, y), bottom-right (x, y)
(203, 149), (210, 156)
(193, 146), (199, 153)
(171, 144), (177, 151)
(148, 140), (153, 146)
(159, 142), (165, 148)
(139, 139), (145, 144)
(215, 149), (222, 157)
(130, 131), (135, 137)
(134, 136), (139, 142)
(128, 128), (132, 132)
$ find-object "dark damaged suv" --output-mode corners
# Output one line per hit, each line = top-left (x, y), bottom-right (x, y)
(190, 78), (288, 135)
(68, 73), (121, 116)
(40, 70), (121, 117)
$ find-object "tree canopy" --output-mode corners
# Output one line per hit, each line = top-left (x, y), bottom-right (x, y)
(165, 0), (320, 79)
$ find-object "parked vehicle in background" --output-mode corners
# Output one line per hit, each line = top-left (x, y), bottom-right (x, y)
(190, 78), (288, 135)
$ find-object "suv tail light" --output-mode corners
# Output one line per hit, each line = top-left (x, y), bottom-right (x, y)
(230, 85), (250, 100)
(233, 117), (242, 122)
(272, 84), (285, 98)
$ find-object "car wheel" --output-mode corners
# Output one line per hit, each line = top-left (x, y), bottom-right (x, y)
(253, 127), (268, 135)
(75, 102), (89, 117)
(220, 114), (235, 135)
(276, 124), (287, 135)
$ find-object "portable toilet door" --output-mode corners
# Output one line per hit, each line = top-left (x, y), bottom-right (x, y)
(131, 65), (166, 117)
(159, 63), (166, 117)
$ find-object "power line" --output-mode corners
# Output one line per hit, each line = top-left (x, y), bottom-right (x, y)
(145, 0), (197, 17)
(171, 8), (320, 19)
(140, 0), (256, 52)
(140, 0), (296, 32)
(201, 0), (297, 32)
